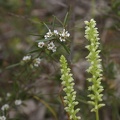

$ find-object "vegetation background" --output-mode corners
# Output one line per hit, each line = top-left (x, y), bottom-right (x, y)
(0, 0), (120, 120)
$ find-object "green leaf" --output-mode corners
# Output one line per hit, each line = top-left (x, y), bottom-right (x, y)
(62, 44), (70, 54)
(77, 96), (88, 104)
(53, 15), (63, 26)
(63, 12), (69, 27)
(6, 63), (20, 69)
(33, 96), (58, 120)
(29, 33), (43, 36)
(52, 16), (56, 30)
(28, 48), (40, 53)
(58, 41), (70, 54)
(43, 22), (49, 30)
(36, 37), (55, 42)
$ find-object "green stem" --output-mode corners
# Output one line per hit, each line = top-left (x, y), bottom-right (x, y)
(91, 0), (95, 18)
(96, 109), (99, 120)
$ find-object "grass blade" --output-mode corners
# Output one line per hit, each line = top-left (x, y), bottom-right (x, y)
(28, 48), (40, 53)
(63, 12), (69, 27)
(36, 37), (55, 42)
(33, 95), (58, 120)
(6, 63), (20, 69)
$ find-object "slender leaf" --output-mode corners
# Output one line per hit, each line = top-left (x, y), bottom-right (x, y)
(28, 48), (40, 53)
(53, 15), (63, 26)
(52, 16), (56, 30)
(43, 22), (49, 30)
(63, 12), (69, 27)
(36, 37), (55, 42)
(33, 95), (58, 120)
(58, 41), (70, 54)
(6, 63), (20, 69)
(29, 33), (43, 36)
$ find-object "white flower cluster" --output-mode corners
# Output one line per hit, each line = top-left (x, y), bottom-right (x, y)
(15, 99), (22, 106)
(1, 104), (9, 111)
(44, 29), (53, 39)
(0, 104), (8, 120)
(59, 29), (70, 42)
(22, 55), (31, 62)
(33, 58), (41, 67)
(44, 29), (70, 41)
(22, 55), (41, 68)
(38, 41), (56, 52)
(0, 116), (6, 120)
(38, 29), (70, 53)
(47, 42), (56, 52)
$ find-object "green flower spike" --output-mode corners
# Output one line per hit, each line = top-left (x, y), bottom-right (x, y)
(85, 19), (105, 120)
(60, 55), (81, 120)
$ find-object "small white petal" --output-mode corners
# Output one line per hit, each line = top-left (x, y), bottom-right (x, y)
(15, 99), (22, 105)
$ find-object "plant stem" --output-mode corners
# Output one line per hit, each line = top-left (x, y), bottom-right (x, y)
(91, 0), (95, 18)
(67, 0), (76, 62)
(96, 109), (99, 120)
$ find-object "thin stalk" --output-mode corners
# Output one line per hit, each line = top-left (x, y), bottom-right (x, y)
(96, 109), (99, 120)
(91, 0), (95, 18)
(67, 0), (76, 62)
(94, 80), (100, 120)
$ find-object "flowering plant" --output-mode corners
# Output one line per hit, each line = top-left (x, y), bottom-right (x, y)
(5, 15), (105, 120)
(60, 55), (80, 120)
(85, 19), (105, 120)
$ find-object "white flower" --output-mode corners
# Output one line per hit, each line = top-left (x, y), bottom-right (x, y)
(53, 30), (58, 35)
(7, 93), (11, 98)
(15, 99), (22, 105)
(59, 29), (70, 42)
(59, 37), (66, 42)
(33, 58), (41, 67)
(52, 46), (56, 52)
(1, 104), (9, 111)
(22, 55), (31, 61)
(61, 29), (70, 37)
(47, 42), (55, 50)
(38, 42), (44, 48)
(47, 42), (56, 52)
(44, 29), (53, 39)
(0, 116), (6, 120)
